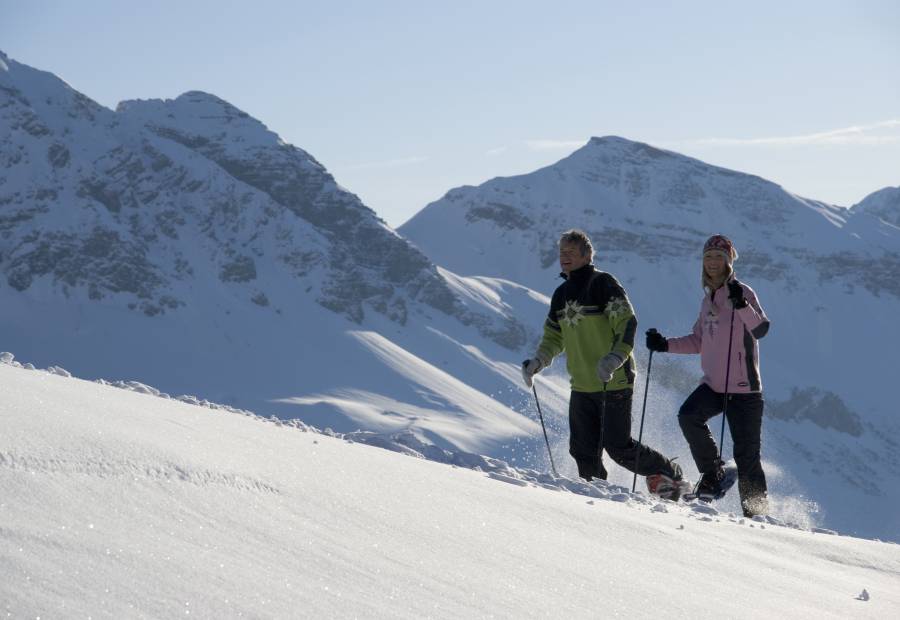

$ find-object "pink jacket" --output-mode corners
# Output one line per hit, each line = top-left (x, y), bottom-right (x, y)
(667, 280), (769, 394)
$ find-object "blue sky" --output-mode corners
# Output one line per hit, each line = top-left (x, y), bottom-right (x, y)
(3, 1), (898, 226)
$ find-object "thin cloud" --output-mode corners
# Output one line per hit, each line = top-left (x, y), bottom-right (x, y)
(524, 139), (586, 151)
(485, 146), (508, 157)
(688, 120), (900, 147)
(343, 156), (429, 171)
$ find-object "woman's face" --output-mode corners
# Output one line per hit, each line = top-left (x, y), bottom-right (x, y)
(703, 251), (728, 281)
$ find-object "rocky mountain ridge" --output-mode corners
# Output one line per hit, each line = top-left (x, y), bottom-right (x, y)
(403, 136), (900, 297)
(0, 51), (525, 348)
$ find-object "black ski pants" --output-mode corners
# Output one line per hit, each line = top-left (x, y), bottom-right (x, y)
(569, 389), (672, 481)
(678, 383), (768, 504)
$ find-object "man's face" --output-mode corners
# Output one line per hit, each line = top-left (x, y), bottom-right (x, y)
(559, 242), (590, 275)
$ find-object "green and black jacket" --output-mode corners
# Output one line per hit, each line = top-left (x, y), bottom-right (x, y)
(536, 264), (637, 393)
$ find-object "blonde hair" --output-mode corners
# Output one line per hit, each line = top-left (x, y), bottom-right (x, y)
(702, 251), (734, 294)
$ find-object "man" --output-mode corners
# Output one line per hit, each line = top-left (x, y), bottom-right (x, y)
(522, 229), (683, 496)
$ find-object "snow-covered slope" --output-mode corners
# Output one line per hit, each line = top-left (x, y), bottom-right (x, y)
(400, 137), (900, 542)
(3, 361), (899, 618)
(0, 51), (541, 457)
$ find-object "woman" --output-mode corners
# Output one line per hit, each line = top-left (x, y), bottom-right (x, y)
(646, 234), (770, 517)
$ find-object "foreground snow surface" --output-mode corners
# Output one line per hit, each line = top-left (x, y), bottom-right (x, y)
(1, 363), (898, 619)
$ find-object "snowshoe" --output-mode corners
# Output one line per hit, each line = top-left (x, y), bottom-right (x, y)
(646, 473), (692, 501)
(646, 462), (690, 501)
(683, 462), (738, 502)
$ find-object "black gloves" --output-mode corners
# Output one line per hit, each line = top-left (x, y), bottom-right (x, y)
(645, 329), (668, 353)
(727, 279), (748, 309)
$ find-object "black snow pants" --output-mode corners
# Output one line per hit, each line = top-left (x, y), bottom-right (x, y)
(678, 383), (768, 506)
(569, 389), (673, 481)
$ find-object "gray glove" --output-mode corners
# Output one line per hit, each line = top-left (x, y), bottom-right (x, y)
(521, 358), (544, 388)
(596, 352), (625, 383)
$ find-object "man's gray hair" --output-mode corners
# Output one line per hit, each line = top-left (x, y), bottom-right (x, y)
(559, 229), (594, 260)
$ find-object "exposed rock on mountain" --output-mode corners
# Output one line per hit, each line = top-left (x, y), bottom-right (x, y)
(0, 51), (525, 346)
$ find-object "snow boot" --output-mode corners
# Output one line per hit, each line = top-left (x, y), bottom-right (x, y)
(685, 462), (738, 502)
(694, 467), (725, 499)
(576, 457), (608, 482)
(742, 494), (769, 518)
(646, 461), (689, 501)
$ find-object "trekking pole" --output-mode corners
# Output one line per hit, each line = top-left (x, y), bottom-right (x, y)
(531, 383), (559, 478)
(717, 303), (738, 462)
(598, 381), (607, 479)
(631, 346), (655, 493)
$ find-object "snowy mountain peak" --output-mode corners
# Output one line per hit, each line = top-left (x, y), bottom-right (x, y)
(0, 51), (542, 475)
(585, 134), (675, 157)
(401, 135), (868, 288)
(114, 93), (528, 343)
(570, 135), (772, 192)
(577, 135), (730, 170)
(0, 52), (528, 351)
(0, 51), (111, 140)
(117, 90), (278, 149)
(176, 89), (242, 108)
(851, 186), (900, 228)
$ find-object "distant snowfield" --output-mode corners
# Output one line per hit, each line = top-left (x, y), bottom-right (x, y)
(2, 362), (899, 618)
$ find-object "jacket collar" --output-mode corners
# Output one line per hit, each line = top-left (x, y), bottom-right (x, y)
(707, 274), (735, 300)
(560, 263), (595, 282)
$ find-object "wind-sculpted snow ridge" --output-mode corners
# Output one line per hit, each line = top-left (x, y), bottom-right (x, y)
(0, 450), (281, 495)
(0, 351), (833, 538)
